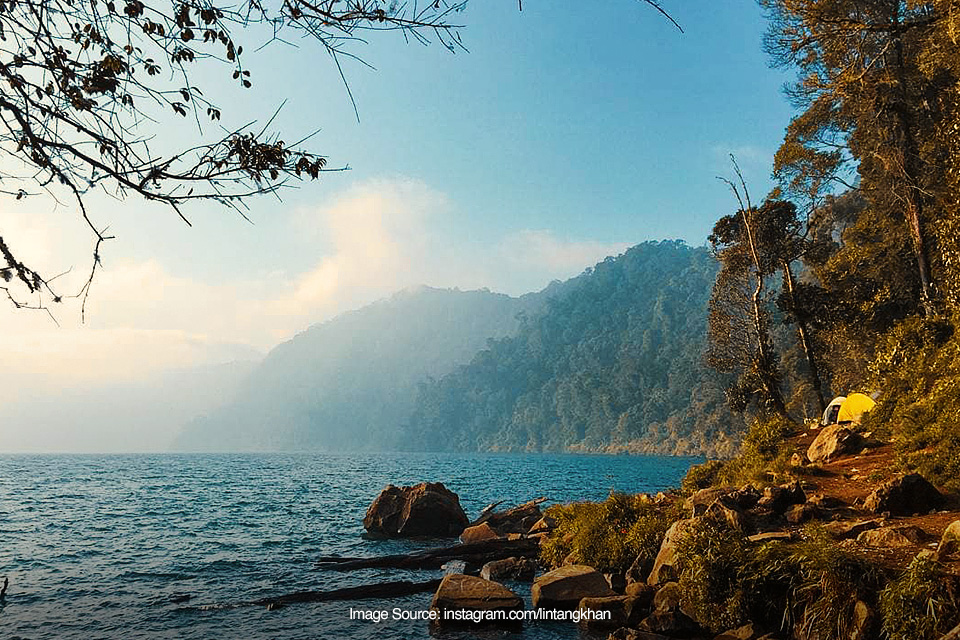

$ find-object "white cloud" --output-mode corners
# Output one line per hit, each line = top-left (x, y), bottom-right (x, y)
(495, 229), (630, 293)
(1, 178), (630, 399)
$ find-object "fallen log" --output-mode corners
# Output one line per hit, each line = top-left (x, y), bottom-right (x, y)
(252, 578), (443, 609)
(315, 538), (540, 571)
(191, 578), (444, 611)
(469, 497), (548, 534)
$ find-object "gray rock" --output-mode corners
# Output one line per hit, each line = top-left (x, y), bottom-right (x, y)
(608, 628), (675, 640)
(690, 488), (732, 516)
(863, 474), (943, 516)
(807, 425), (862, 463)
(653, 581), (682, 612)
(460, 522), (501, 544)
(430, 573), (523, 624)
(532, 564), (614, 609)
(480, 557), (536, 582)
(757, 481), (806, 514)
(857, 525), (926, 548)
(625, 581), (657, 604)
(823, 518), (882, 540)
(938, 520), (960, 557)
(363, 482), (468, 537)
(849, 600), (876, 640)
(637, 610), (703, 637)
(606, 572), (627, 594)
(579, 595), (649, 631)
(785, 503), (820, 524)
(706, 500), (747, 531)
(647, 519), (697, 585)
(713, 622), (765, 639)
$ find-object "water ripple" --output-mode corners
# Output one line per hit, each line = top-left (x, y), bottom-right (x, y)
(0, 452), (696, 639)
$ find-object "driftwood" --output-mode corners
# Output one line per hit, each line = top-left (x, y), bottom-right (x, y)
(191, 578), (444, 611)
(476, 500), (506, 520)
(251, 578), (442, 609)
(315, 538), (540, 571)
(470, 497), (547, 533)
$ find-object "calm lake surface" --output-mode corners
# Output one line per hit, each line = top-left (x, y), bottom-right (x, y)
(0, 453), (698, 639)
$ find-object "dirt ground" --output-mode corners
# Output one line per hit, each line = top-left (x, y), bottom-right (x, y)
(781, 424), (960, 573)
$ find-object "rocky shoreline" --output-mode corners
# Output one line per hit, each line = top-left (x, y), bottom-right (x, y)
(338, 419), (960, 640)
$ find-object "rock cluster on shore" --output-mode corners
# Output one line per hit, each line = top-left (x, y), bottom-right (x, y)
(354, 450), (960, 640)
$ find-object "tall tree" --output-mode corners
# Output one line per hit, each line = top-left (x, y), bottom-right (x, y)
(763, 199), (828, 413)
(708, 168), (788, 417)
(762, 0), (955, 316)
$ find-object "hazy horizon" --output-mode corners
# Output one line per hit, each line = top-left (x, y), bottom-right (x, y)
(1, 2), (793, 452)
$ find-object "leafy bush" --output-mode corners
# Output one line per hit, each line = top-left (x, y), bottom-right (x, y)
(870, 316), (960, 490)
(540, 492), (671, 574)
(880, 554), (960, 640)
(787, 527), (881, 640)
(674, 515), (751, 633)
(679, 414), (797, 493)
(681, 459), (726, 494)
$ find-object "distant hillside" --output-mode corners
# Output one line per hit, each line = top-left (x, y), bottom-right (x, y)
(403, 241), (740, 457)
(173, 286), (549, 452)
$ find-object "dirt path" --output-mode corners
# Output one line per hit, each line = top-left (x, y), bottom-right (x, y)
(782, 425), (960, 573)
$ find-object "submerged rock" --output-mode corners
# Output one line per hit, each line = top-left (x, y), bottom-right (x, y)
(363, 482), (468, 538)
(480, 557), (536, 582)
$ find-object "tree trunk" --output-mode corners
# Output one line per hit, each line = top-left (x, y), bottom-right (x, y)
(741, 207), (787, 417)
(781, 260), (826, 414)
(891, 10), (937, 316)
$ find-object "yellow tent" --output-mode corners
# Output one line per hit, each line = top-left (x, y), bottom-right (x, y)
(837, 392), (876, 423)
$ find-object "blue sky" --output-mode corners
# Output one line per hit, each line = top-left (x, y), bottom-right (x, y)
(0, 0), (798, 421)
(104, 0), (794, 283)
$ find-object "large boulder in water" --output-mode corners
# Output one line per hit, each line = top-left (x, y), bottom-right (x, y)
(363, 482), (469, 537)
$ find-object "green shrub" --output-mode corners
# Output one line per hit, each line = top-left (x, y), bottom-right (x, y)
(741, 540), (803, 632)
(667, 517), (882, 637)
(715, 414), (797, 487)
(540, 492), (671, 574)
(681, 459), (726, 494)
(880, 554), (960, 640)
(674, 515), (751, 633)
(869, 316), (960, 490)
(787, 527), (882, 640)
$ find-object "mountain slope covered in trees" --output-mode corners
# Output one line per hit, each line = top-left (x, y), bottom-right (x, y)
(403, 241), (740, 457)
(174, 286), (549, 451)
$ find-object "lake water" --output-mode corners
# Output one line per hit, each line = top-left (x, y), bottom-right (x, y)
(0, 453), (697, 639)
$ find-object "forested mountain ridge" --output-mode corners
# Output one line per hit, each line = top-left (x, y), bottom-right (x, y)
(403, 241), (740, 457)
(174, 286), (549, 452)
